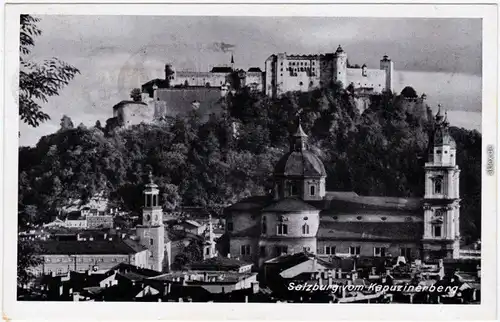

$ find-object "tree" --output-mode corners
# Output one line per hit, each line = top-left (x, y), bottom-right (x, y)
(59, 114), (74, 131)
(17, 239), (43, 288)
(130, 88), (142, 102)
(19, 15), (80, 127)
(400, 86), (418, 98)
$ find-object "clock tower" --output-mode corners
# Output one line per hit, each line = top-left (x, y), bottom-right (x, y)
(422, 107), (461, 260)
(136, 171), (165, 271)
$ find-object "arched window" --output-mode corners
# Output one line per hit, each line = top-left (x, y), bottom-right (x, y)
(261, 216), (267, 235)
(310, 185), (316, 196)
(302, 223), (310, 234)
(289, 182), (299, 196)
(277, 223), (288, 235)
(434, 177), (443, 194)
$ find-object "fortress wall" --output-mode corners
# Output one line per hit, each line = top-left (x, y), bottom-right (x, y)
(283, 71), (321, 93)
(116, 102), (155, 128)
(246, 72), (264, 90)
(346, 68), (387, 93)
(171, 72), (229, 87)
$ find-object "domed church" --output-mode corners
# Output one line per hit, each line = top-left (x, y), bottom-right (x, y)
(225, 108), (461, 267)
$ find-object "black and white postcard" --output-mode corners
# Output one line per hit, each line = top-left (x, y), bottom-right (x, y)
(2, 1), (498, 321)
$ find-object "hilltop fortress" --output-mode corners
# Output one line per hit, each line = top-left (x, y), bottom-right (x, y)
(111, 45), (401, 128)
(265, 45), (394, 97)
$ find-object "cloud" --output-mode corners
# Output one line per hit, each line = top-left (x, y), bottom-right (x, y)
(211, 42), (236, 53)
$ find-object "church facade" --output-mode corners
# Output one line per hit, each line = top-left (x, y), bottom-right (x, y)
(225, 109), (460, 268)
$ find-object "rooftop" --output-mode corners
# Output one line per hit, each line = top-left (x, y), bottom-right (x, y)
(262, 197), (319, 213)
(274, 150), (327, 178)
(189, 256), (252, 271)
(210, 66), (233, 73)
(318, 221), (422, 241)
(34, 239), (148, 255)
(112, 100), (147, 110)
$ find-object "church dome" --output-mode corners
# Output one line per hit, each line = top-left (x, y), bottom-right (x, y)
(274, 150), (326, 177)
(274, 121), (326, 177)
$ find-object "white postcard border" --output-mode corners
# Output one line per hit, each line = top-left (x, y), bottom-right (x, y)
(2, 2), (498, 321)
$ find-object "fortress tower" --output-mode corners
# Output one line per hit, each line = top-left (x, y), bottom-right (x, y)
(380, 55), (394, 93)
(136, 172), (165, 271)
(422, 107), (461, 260)
(333, 45), (348, 87)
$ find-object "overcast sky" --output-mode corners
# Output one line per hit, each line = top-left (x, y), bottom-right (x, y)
(19, 15), (482, 146)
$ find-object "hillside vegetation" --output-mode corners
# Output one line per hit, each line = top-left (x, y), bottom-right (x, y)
(18, 84), (481, 243)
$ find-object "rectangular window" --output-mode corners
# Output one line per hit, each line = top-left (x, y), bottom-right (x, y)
(227, 222), (233, 231)
(325, 246), (336, 255)
(374, 247), (386, 257)
(259, 246), (266, 257)
(349, 246), (361, 256)
(205, 248), (210, 255)
(240, 245), (251, 256)
(310, 185), (316, 196)
(433, 225), (442, 237)
(277, 223), (288, 235)
(150, 238), (154, 246)
(275, 245), (288, 256)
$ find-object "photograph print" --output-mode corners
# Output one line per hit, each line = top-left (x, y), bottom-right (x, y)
(14, 11), (485, 307)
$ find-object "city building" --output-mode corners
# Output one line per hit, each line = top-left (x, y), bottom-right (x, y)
(225, 108), (461, 268)
(31, 239), (150, 276)
(264, 45), (394, 98)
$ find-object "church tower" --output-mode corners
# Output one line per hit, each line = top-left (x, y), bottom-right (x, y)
(136, 171), (165, 271)
(422, 106), (460, 260)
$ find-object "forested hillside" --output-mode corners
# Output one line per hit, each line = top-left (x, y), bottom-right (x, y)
(18, 84), (482, 243)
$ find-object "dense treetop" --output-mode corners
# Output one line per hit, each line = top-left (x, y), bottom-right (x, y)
(18, 84), (481, 243)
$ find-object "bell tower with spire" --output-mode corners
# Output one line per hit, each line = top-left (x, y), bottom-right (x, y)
(136, 171), (165, 271)
(422, 105), (461, 260)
